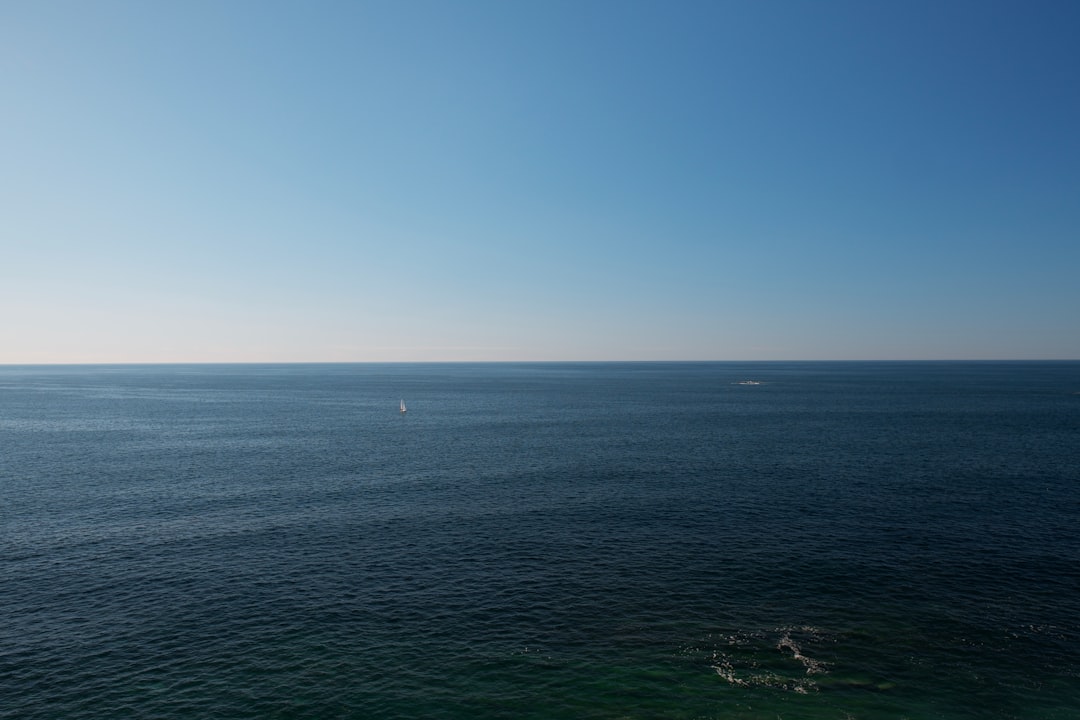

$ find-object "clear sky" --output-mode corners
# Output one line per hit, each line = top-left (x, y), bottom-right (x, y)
(2, 0), (1078, 362)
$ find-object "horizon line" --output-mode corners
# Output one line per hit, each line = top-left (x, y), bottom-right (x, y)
(2, 358), (1078, 366)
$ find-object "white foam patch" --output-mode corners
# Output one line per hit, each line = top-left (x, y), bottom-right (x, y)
(777, 629), (829, 675)
(696, 626), (832, 694)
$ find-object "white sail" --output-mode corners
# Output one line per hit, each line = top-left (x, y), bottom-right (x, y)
(400, 399), (406, 413)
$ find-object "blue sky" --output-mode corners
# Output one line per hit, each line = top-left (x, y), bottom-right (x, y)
(3, 0), (1078, 362)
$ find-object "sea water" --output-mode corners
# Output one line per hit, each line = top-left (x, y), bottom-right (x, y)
(2, 362), (1078, 719)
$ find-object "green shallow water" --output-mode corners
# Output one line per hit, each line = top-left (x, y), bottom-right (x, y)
(2, 362), (1078, 718)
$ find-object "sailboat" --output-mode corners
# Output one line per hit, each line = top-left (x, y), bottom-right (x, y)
(400, 399), (407, 414)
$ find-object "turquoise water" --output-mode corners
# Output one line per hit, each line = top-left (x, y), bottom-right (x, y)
(2, 362), (1078, 718)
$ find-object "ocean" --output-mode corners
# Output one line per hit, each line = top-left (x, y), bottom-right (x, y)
(2, 362), (1078, 719)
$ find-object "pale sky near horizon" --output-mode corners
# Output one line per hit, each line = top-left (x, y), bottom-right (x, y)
(2, 0), (1078, 363)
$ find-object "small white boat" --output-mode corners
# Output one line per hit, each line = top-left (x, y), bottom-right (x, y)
(400, 399), (407, 413)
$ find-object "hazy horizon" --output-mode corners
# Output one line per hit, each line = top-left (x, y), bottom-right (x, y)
(4, 1), (1078, 364)
(4, 356), (1075, 362)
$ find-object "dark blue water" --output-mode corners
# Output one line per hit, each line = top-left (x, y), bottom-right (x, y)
(2, 362), (1078, 719)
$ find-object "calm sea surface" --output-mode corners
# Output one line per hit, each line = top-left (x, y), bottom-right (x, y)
(2, 362), (1078, 719)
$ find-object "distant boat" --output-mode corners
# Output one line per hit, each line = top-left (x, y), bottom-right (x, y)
(400, 399), (407, 413)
